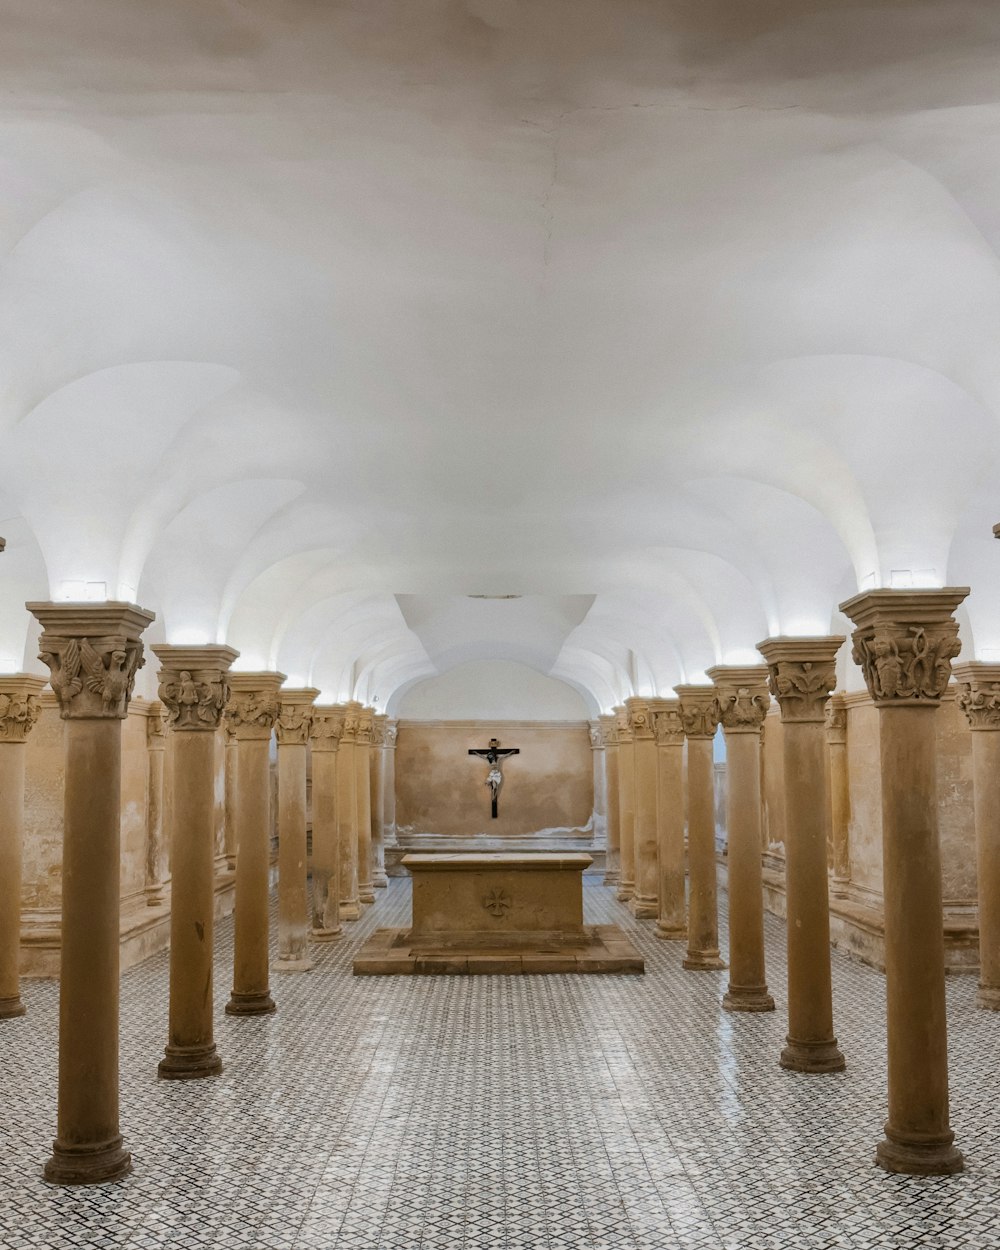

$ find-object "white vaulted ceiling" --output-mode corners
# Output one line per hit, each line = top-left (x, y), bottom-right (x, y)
(2, 0), (1000, 707)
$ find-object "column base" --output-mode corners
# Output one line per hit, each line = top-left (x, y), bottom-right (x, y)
(723, 985), (775, 1013)
(44, 1135), (132, 1186)
(603, 870), (620, 887)
(654, 923), (686, 941)
(311, 925), (343, 942)
(779, 1036), (845, 1073)
(359, 887), (376, 904)
(977, 983), (1000, 1010)
(628, 895), (658, 919)
(683, 950), (727, 971)
(158, 1042), (223, 1080)
(225, 990), (276, 1016)
(876, 1125), (964, 1176)
(373, 872), (388, 888)
(341, 900), (362, 920)
(273, 956), (314, 972)
(0, 995), (26, 1019)
(616, 883), (635, 902)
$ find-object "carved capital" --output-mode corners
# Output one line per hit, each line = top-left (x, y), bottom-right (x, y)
(597, 713), (617, 747)
(146, 701), (168, 747)
(225, 671), (286, 740)
(153, 644), (239, 733)
(0, 675), (46, 743)
(673, 685), (720, 740)
(341, 700), (362, 743)
(953, 663), (1000, 731)
(824, 693), (847, 744)
(383, 718), (399, 748)
(276, 687), (320, 746)
(372, 713), (388, 748)
(707, 665), (770, 734)
(355, 706), (375, 746)
(756, 639), (842, 724)
(625, 696), (654, 740)
(648, 698), (684, 747)
(839, 589), (968, 708)
(27, 602), (154, 720)
(588, 720), (604, 749)
(310, 704), (346, 751)
(613, 705), (633, 743)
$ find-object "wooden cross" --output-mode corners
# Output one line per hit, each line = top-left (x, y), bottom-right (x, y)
(468, 737), (520, 818)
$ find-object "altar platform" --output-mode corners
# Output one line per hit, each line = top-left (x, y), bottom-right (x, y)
(353, 852), (644, 975)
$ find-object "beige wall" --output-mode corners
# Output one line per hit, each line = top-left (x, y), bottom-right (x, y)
(395, 719), (593, 838)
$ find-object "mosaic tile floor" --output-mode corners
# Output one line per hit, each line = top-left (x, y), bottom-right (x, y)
(2, 880), (1000, 1250)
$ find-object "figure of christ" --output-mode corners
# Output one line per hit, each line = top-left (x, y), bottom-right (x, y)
(468, 737), (520, 818)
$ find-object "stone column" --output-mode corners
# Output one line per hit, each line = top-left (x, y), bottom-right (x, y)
(225, 671), (284, 1017)
(338, 702), (361, 919)
(707, 665), (774, 1013)
(758, 640), (845, 1071)
(309, 706), (344, 940)
(144, 704), (168, 907)
(840, 588), (967, 1175)
(649, 699), (686, 940)
(153, 645), (238, 1079)
(626, 696), (658, 918)
(275, 687), (319, 972)
(371, 714), (388, 887)
(355, 705), (375, 904)
(0, 675), (45, 1019)
(675, 685), (725, 971)
(614, 705), (636, 902)
(601, 714), (621, 886)
(383, 718), (399, 852)
(825, 694), (851, 896)
(953, 663), (1000, 1010)
(588, 720), (608, 848)
(223, 722), (238, 871)
(29, 601), (153, 1185)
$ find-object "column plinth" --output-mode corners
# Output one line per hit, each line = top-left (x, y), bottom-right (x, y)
(675, 686), (725, 971)
(225, 671), (284, 1017)
(338, 703), (361, 919)
(825, 695), (851, 896)
(0, 675), (45, 1019)
(759, 639), (844, 1066)
(600, 715), (621, 886)
(954, 663), (1000, 1011)
(649, 701), (685, 940)
(708, 666), (774, 1012)
(310, 707), (344, 940)
(154, 645), (238, 1078)
(614, 706), (636, 901)
(355, 706), (375, 903)
(626, 697), (658, 918)
(275, 687), (319, 972)
(841, 589), (967, 1175)
(29, 601), (154, 1185)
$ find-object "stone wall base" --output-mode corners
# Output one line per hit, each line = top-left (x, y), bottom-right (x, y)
(719, 858), (979, 975)
(20, 872), (237, 979)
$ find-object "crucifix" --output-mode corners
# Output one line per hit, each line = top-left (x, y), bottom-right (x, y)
(468, 737), (520, 818)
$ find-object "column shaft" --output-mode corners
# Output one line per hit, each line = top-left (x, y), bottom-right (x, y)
(841, 587), (965, 1175)
(627, 698), (658, 918)
(277, 744), (311, 968)
(826, 696), (850, 895)
(602, 716), (621, 886)
(0, 721), (31, 1017)
(310, 708), (343, 939)
(160, 730), (222, 1076)
(684, 738), (723, 968)
(616, 708), (636, 901)
(356, 708), (375, 903)
(372, 715), (388, 887)
(30, 600), (153, 1185)
(144, 707), (168, 907)
(651, 702), (685, 940)
(338, 712), (360, 919)
(971, 730), (1000, 1007)
(724, 732), (772, 1010)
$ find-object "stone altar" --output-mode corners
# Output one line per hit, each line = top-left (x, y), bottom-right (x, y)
(353, 852), (644, 975)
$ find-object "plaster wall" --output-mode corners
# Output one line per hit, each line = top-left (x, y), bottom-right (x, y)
(395, 720), (593, 839)
(398, 661), (590, 722)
